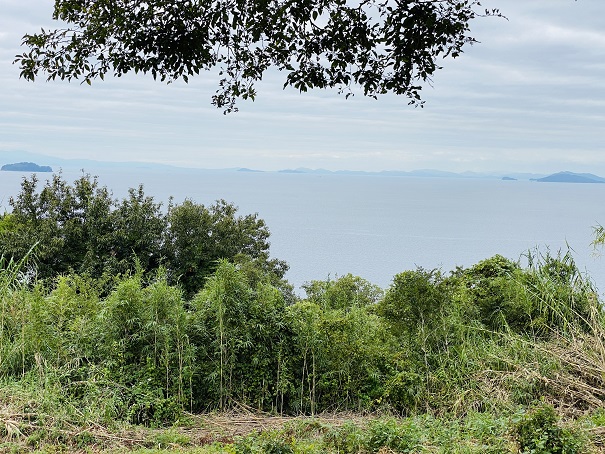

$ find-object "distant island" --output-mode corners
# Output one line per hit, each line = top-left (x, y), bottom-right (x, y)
(534, 171), (605, 184)
(5, 151), (605, 183)
(1, 162), (53, 172)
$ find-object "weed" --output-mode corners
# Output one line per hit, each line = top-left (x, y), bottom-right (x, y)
(512, 403), (586, 454)
(152, 429), (191, 448)
(367, 418), (422, 452)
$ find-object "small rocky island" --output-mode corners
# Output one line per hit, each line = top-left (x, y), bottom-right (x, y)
(1, 162), (53, 172)
(535, 171), (605, 184)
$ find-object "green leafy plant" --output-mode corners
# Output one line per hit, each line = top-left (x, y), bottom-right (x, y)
(322, 422), (366, 454)
(152, 429), (191, 448)
(513, 404), (585, 454)
(367, 418), (422, 452)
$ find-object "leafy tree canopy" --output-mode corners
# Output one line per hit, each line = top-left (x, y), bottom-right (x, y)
(15, 0), (500, 112)
(0, 173), (287, 296)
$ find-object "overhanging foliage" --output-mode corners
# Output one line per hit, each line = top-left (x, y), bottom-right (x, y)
(15, 0), (501, 112)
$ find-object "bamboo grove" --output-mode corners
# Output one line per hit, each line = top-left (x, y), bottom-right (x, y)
(0, 174), (604, 431)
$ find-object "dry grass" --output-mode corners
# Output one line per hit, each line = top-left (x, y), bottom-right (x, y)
(0, 411), (380, 452)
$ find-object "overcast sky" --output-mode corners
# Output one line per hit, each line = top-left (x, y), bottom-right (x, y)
(0, 1), (604, 173)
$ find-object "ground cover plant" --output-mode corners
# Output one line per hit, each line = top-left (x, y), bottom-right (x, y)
(1, 176), (605, 452)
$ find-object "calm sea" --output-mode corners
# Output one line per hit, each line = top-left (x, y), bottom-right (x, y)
(2, 168), (605, 294)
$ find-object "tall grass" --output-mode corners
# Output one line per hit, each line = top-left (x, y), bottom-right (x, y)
(0, 249), (36, 378)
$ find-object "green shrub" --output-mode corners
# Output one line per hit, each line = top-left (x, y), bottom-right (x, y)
(460, 255), (527, 332)
(235, 431), (294, 454)
(322, 422), (366, 454)
(74, 431), (96, 448)
(521, 250), (598, 336)
(378, 268), (449, 337)
(367, 418), (422, 452)
(126, 389), (183, 427)
(382, 370), (425, 414)
(512, 404), (585, 454)
(454, 252), (600, 338)
(152, 429), (191, 448)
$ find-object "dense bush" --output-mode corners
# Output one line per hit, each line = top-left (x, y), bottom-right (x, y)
(513, 403), (586, 454)
(455, 252), (599, 337)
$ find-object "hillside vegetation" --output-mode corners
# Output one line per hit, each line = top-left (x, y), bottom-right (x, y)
(1, 175), (605, 452)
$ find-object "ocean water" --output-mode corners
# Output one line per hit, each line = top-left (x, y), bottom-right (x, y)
(2, 168), (605, 293)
